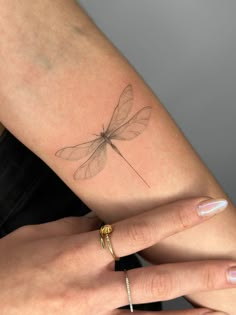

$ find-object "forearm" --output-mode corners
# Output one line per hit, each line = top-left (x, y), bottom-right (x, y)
(0, 1), (236, 312)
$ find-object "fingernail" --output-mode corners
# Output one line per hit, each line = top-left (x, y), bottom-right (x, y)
(197, 199), (228, 217)
(227, 266), (236, 284)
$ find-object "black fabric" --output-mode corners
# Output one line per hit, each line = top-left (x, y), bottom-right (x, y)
(0, 129), (161, 311)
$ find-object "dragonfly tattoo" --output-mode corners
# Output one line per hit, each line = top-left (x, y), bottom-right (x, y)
(55, 85), (152, 187)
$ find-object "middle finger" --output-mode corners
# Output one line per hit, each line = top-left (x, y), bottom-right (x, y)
(107, 260), (236, 309)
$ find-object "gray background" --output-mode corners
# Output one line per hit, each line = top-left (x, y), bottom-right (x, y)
(79, 0), (236, 310)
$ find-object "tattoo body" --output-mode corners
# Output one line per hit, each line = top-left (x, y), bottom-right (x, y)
(55, 85), (152, 187)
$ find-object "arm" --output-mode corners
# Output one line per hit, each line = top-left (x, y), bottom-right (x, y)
(0, 1), (235, 312)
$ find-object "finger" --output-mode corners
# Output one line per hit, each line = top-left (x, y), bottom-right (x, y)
(109, 260), (236, 309)
(14, 215), (101, 241)
(71, 197), (228, 264)
(38, 215), (102, 235)
(113, 308), (217, 315)
(111, 197), (228, 260)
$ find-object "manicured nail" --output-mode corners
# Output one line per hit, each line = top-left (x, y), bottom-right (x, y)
(227, 266), (236, 284)
(197, 199), (228, 217)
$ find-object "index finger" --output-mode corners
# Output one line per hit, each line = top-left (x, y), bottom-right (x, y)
(71, 197), (228, 265)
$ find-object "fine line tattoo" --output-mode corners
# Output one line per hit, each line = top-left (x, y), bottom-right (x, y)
(55, 84), (152, 187)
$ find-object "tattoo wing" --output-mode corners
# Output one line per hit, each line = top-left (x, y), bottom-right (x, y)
(55, 137), (104, 160)
(109, 106), (152, 140)
(74, 142), (107, 179)
(106, 85), (133, 135)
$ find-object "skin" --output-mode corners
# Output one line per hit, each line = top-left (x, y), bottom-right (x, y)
(0, 197), (233, 315)
(0, 0), (236, 313)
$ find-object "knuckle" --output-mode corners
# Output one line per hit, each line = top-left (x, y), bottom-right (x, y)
(57, 287), (89, 310)
(146, 271), (174, 300)
(60, 216), (81, 226)
(127, 220), (153, 247)
(201, 265), (217, 290)
(53, 241), (85, 269)
(61, 288), (80, 305)
(174, 204), (194, 230)
(57, 286), (99, 312)
(17, 224), (36, 235)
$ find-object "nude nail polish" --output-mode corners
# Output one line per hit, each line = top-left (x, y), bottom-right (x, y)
(197, 199), (228, 217)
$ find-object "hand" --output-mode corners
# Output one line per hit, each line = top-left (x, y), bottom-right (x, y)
(0, 197), (232, 314)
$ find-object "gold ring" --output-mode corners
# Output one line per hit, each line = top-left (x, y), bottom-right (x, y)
(99, 224), (119, 261)
(124, 269), (134, 313)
